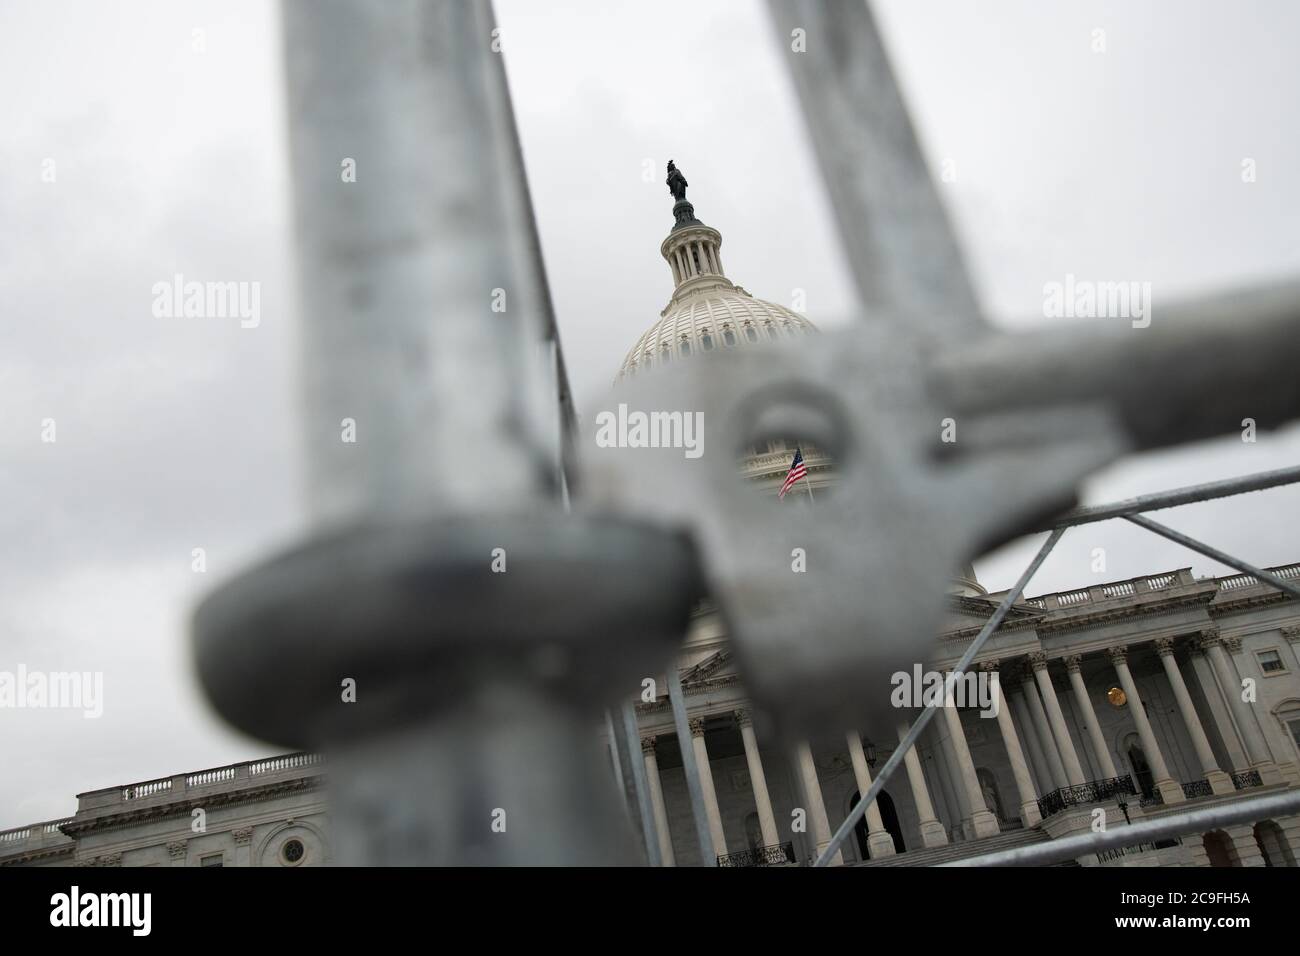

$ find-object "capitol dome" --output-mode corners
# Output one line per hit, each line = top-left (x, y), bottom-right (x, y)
(616, 163), (817, 383)
(614, 162), (827, 498)
(617, 288), (817, 381)
(611, 163), (987, 595)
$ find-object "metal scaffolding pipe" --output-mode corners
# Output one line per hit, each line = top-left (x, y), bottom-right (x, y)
(944, 789), (1300, 867)
(1046, 465), (1300, 530)
(282, 0), (559, 523)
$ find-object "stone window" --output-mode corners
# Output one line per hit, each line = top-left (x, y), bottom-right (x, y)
(722, 326), (736, 346)
(1276, 701), (1300, 759)
(701, 330), (714, 351)
(280, 838), (306, 866)
(744, 323), (758, 343)
(1256, 648), (1287, 674)
(199, 853), (223, 867)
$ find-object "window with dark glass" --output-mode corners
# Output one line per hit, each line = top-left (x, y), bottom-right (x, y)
(1258, 649), (1285, 673)
(281, 839), (305, 864)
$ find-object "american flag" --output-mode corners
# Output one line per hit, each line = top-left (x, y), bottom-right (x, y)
(778, 448), (808, 499)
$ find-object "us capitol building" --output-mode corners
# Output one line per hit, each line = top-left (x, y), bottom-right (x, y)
(5, 168), (1300, 869)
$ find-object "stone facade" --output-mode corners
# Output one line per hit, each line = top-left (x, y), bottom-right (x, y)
(1, 753), (326, 868)
(4, 563), (1298, 867)
(628, 562), (1300, 867)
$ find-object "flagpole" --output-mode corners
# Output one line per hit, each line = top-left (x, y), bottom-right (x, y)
(805, 470), (815, 507)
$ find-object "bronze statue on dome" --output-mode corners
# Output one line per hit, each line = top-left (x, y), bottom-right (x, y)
(666, 160), (688, 202)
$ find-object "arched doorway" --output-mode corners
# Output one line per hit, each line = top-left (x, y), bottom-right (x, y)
(1202, 830), (1235, 867)
(1124, 733), (1155, 798)
(1254, 821), (1295, 867)
(851, 790), (906, 858)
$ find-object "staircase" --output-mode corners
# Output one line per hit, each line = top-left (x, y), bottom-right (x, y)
(854, 825), (1059, 867)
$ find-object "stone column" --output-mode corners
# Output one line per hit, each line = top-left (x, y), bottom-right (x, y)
(735, 709), (780, 850)
(232, 827), (254, 867)
(982, 662), (1041, 827)
(1064, 655), (1119, 779)
(1030, 653), (1087, 786)
(930, 718), (969, 832)
(1200, 628), (1284, 785)
(1154, 638), (1234, 795)
(1188, 645), (1250, 770)
(939, 697), (1000, 838)
(793, 741), (842, 865)
(1224, 636), (1299, 783)
(845, 731), (896, 858)
(1009, 685), (1053, 795)
(166, 840), (188, 867)
(668, 252), (681, 285)
(695, 241), (709, 275)
(1019, 670), (1071, 790)
(897, 722), (948, 847)
(641, 736), (676, 866)
(1109, 646), (1183, 803)
(689, 717), (728, 859)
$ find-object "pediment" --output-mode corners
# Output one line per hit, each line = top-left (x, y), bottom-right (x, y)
(679, 649), (737, 686)
(941, 595), (1042, 635)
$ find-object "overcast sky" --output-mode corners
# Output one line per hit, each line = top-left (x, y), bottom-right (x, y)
(2, 0), (1298, 826)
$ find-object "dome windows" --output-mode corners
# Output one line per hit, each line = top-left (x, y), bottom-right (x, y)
(618, 289), (818, 381)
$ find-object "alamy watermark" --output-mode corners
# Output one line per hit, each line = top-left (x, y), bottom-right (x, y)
(594, 403), (704, 459)
(0, 665), (103, 718)
(891, 665), (999, 718)
(1043, 273), (1152, 328)
(151, 273), (260, 328)
(50, 886), (150, 936)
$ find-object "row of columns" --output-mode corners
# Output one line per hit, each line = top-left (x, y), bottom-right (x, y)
(637, 627), (1286, 865)
(640, 709), (911, 865)
(668, 238), (721, 285)
(991, 628), (1284, 815)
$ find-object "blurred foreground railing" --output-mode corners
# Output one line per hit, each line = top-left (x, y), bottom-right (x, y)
(185, 0), (1300, 866)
